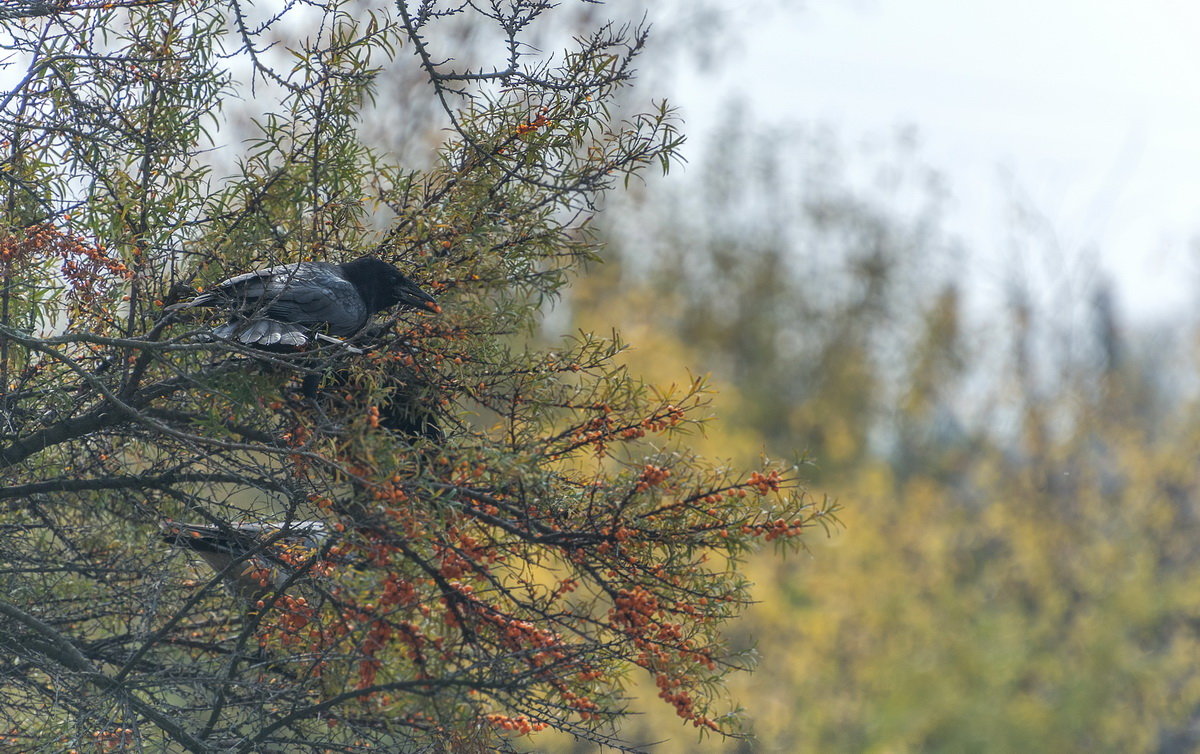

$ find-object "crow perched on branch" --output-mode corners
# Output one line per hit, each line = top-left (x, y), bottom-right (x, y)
(160, 520), (330, 603)
(168, 256), (439, 348)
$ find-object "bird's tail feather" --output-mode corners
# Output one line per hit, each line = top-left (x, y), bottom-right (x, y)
(213, 319), (308, 347)
(161, 523), (244, 555)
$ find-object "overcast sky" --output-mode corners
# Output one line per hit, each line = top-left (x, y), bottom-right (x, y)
(670, 0), (1200, 322)
(5, 2), (1195, 321)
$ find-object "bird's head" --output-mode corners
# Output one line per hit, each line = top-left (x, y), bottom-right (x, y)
(342, 256), (441, 314)
(389, 270), (441, 313)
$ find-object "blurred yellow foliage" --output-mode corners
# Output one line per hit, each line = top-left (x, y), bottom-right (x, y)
(554, 250), (1200, 753)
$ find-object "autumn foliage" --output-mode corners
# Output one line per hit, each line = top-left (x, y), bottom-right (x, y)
(568, 119), (1200, 751)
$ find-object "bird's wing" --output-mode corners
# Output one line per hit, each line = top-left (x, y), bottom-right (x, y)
(211, 263), (368, 334)
(161, 521), (329, 601)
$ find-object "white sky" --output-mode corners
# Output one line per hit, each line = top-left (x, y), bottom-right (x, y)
(670, 0), (1200, 322)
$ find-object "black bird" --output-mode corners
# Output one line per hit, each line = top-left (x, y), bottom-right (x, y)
(161, 520), (330, 602)
(324, 364), (446, 443)
(170, 256), (439, 348)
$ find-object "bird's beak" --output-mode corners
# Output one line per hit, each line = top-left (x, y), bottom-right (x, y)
(398, 282), (440, 313)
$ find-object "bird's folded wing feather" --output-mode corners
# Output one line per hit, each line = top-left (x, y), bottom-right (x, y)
(212, 263), (367, 334)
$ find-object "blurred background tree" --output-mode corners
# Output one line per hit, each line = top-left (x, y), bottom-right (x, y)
(566, 103), (1200, 752)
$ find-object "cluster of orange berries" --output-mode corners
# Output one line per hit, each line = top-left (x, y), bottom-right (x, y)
(574, 663), (604, 682)
(356, 618), (395, 689)
(740, 518), (805, 541)
(372, 476), (410, 505)
(643, 404), (687, 433)
(598, 525), (634, 543)
(651, 675), (721, 731)
(575, 413), (614, 446)
(449, 460), (489, 486)
(692, 492), (731, 513)
(635, 643), (672, 669)
(89, 728), (135, 751)
(1, 224), (131, 303)
(0, 226), (44, 263)
(469, 499), (501, 517)
(610, 586), (659, 631)
(506, 617), (559, 650)
(560, 688), (601, 719)
(246, 565), (273, 590)
(273, 595), (313, 636)
(385, 503), (428, 537)
(442, 591), (574, 670)
(653, 621), (685, 644)
(395, 620), (429, 662)
(484, 713), (548, 734)
(685, 648), (719, 672)
(654, 673), (699, 720)
(476, 606), (565, 660)
(634, 464), (671, 493)
(746, 470), (783, 494)
(256, 595), (329, 651)
(436, 546), (471, 579)
(381, 576), (418, 608)
(515, 107), (552, 135)
(358, 656), (383, 689)
(552, 577), (578, 597)
(451, 526), (500, 564)
(273, 540), (325, 571)
(366, 348), (419, 367)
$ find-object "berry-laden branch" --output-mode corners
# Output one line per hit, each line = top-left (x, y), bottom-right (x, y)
(0, 2), (837, 752)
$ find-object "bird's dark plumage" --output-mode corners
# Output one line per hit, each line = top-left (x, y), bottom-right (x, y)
(170, 256), (439, 347)
(325, 365), (446, 443)
(161, 520), (328, 602)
